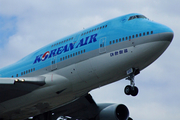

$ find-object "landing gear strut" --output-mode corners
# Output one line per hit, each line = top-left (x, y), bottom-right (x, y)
(124, 68), (140, 96)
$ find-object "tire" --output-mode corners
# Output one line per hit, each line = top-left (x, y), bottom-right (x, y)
(131, 86), (138, 96)
(124, 85), (132, 95)
(128, 117), (133, 120)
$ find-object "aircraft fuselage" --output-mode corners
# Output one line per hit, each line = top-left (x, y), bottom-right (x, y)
(0, 13), (173, 120)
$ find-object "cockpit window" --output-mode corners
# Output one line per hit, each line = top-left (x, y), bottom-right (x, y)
(128, 15), (147, 21)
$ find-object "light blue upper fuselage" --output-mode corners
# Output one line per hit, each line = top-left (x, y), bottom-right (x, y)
(0, 13), (173, 77)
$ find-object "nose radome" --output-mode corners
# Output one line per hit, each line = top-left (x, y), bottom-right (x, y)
(155, 23), (174, 42)
(159, 32), (174, 42)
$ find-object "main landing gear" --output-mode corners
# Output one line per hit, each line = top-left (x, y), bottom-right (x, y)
(124, 68), (140, 96)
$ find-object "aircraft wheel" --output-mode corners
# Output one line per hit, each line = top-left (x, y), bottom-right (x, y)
(124, 85), (132, 95)
(131, 86), (138, 96)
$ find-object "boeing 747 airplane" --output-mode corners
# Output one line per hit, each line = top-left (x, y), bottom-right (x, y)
(0, 13), (173, 120)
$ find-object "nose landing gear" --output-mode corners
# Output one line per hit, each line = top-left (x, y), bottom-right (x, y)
(124, 68), (140, 96)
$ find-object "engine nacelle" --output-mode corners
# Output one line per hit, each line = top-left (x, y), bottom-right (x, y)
(96, 104), (129, 120)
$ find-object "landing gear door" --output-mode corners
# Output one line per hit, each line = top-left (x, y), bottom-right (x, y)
(99, 37), (106, 53)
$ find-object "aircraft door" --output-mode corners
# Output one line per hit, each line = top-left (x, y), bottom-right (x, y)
(51, 56), (57, 71)
(99, 37), (106, 53)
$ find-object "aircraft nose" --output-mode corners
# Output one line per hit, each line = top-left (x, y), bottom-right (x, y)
(154, 23), (174, 42)
(159, 32), (174, 42)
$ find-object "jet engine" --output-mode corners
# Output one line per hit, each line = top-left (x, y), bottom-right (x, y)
(96, 104), (129, 120)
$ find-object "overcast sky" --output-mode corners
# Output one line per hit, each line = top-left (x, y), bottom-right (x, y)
(0, 0), (179, 120)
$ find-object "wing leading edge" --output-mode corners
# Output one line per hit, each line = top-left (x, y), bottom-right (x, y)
(0, 76), (45, 102)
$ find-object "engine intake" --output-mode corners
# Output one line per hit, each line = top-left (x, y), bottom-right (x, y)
(97, 104), (129, 120)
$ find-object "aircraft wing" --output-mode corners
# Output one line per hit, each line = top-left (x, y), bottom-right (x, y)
(0, 76), (45, 103)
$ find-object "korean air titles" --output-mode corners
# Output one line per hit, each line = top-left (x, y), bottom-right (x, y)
(33, 33), (98, 64)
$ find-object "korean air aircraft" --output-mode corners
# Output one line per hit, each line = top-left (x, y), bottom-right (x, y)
(0, 13), (173, 120)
